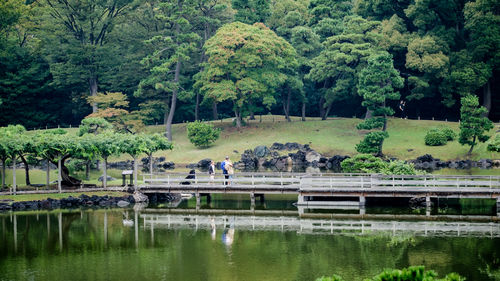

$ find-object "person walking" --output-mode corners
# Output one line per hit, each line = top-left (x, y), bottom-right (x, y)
(226, 157), (234, 185)
(208, 161), (215, 184)
(398, 100), (406, 119)
(222, 156), (229, 185)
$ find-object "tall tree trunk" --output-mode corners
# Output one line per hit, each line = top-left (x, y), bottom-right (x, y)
(248, 100), (255, 120)
(195, 92), (200, 121)
(323, 103), (332, 120)
(20, 155), (30, 186)
(468, 136), (476, 155)
(166, 60), (181, 141)
(283, 87), (291, 122)
(89, 75), (98, 113)
(212, 101), (218, 120)
(483, 79), (491, 117)
(103, 157), (108, 189)
(365, 109), (373, 119)
(1, 158), (6, 189)
(85, 160), (90, 180)
(301, 101), (306, 121)
(319, 96), (326, 119)
(377, 115), (388, 157)
(12, 157), (16, 195)
(57, 158), (62, 193)
(46, 158), (50, 188)
(234, 108), (242, 129)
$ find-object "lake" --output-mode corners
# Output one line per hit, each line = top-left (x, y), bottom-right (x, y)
(1, 197), (499, 281)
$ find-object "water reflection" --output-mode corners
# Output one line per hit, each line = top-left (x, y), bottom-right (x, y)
(0, 207), (499, 281)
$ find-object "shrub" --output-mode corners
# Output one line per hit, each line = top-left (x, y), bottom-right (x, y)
(341, 154), (387, 173)
(438, 126), (456, 141)
(383, 160), (417, 175)
(487, 134), (500, 152)
(315, 275), (344, 281)
(187, 121), (220, 148)
(355, 131), (388, 154)
(341, 155), (417, 175)
(424, 129), (447, 146)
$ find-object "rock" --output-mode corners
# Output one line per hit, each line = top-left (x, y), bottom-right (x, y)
(284, 142), (303, 150)
(159, 162), (175, 169)
(197, 158), (212, 168)
(327, 155), (350, 171)
(98, 175), (116, 182)
(416, 154), (436, 163)
(493, 160), (500, 166)
(271, 143), (285, 150)
(133, 191), (149, 203)
(117, 200), (130, 207)
(254, 145), (271, 158)
(305, 151), (321, 163)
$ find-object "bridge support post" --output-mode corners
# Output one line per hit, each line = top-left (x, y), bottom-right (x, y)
(206, 194), (212, 204)
(426, 196), (431, 216)
(359, 196), (366, 207)
(257, 194), (265, 204)
(297, 195), (306, 205)
(250, 193), (255, 208)
(496, 197), (500, 217)
(196, 193), (201, 208)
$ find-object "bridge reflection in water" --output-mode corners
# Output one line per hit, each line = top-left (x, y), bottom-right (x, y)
(138, 208), (500, 239)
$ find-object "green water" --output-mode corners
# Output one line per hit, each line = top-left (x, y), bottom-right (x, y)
(1, 203), (500, 281)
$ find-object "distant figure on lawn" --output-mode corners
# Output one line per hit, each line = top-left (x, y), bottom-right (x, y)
(398, 100), (406, 119)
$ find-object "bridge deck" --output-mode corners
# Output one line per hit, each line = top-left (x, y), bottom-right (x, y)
(140, 173), (500, 200)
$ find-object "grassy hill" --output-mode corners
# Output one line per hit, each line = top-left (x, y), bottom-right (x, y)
(29, 115), (498, 163)
(135, 115), (498, 163)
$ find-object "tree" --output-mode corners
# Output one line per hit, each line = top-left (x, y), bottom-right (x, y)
(86, 92), (144, 133)
(356, 52), (403, 156)
(78, 117), (113, 136)
(232, 0), (270, 24)
(187, 121), (220, 147)
(458, 94), (493, 155)
(0, 125), (26, 194)
(464, 0), (500, 116)
(307, 16), (380, 120)
(119, 133), (149, 187)
(93, 131), (121, 188)
(137, 0), (200, 141)
(42, 0), (133, 113)
(195, 22), (297, 128)
(32, 129), (68, 188)
(142, 133), (173, 174)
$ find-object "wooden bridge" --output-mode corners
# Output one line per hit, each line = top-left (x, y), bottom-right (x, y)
(140, 172), (500, 210)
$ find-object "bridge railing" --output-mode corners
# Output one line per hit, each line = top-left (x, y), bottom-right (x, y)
(300, 174), (500, 190)
(140, 172), (500, 191)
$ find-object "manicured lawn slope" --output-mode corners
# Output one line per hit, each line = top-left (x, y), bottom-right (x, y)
(32, 115), (499, 163)
(139, 116), (497, 163)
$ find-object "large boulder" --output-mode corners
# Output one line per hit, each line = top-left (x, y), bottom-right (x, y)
(284, 142), (303, 150)
(254, 146), (271, 158)
(305, 150), (321, 163)
(133, 191), (149, 203)
(197, 158), (212, 168)
(270, 143), (285, 150)
(98, 175), (116, 182)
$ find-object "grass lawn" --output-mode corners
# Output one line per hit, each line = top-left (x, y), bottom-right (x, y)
(0, 191), (129, 202)
(119, 115), (499, 163)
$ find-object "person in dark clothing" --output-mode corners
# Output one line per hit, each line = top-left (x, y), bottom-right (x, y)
(221, 156), (229, 185)
(398, 100), (406, 119)
(208, 161), (215, 184)
(181, 170), (196, 185)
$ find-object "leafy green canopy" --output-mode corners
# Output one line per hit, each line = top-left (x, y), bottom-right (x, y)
(195, 22), (298, 127)
(458, 94), (494, 154)
(187, 121), (220, 147)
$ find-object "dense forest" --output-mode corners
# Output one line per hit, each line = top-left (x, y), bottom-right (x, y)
(1, 0), (498, 133)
